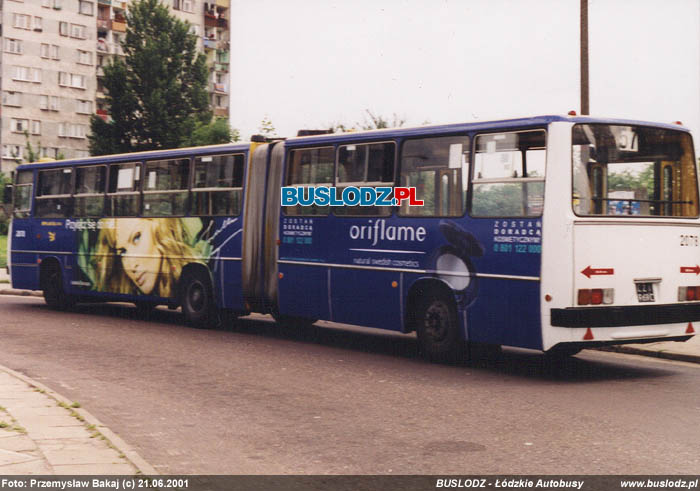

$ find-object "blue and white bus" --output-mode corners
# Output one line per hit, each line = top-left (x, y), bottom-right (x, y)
(7, 115), (700, 361)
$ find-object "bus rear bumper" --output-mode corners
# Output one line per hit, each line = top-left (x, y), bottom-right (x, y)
(550, 303), (700, 328)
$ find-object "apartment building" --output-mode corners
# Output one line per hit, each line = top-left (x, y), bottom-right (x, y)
(0, 0), (231, 174)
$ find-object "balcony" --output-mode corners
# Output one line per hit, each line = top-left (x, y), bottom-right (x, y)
(213, 82), (228, 94)
(112, 20), (126, 32)
(216, 49), (230, 63)
(96, 108), (109, 121)
(97, 19), (112, 31)
(214, 107), (228, 117)
(97, 39), (110, 53)
(204, 15), (218, 28)
(96, 66), (105, 77)
(98, 0), (112, 4)
(216, 0), (230, 7)
(203, 38), (217, 50)
(217, 17), (228, 29)
(214, 63), (228, 72)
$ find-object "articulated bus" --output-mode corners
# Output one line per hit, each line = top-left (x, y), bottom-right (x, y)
(6, 115), (700, 361)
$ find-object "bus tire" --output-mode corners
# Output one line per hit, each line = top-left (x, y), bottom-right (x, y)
(180, 269), (216, 329)
(42, 264), (74, 311)
(414, 294), (464, 364)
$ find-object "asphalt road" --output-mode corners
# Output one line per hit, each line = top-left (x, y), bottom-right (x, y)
(0, 295), (699, 475)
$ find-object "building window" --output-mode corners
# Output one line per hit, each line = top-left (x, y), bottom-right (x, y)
(173, 0), (181, 10)
(40, 95), (60, 111)
(13, 66), (41, 83)
(34, 16), (43, 31)
(58, 72), (86, 89)
(41, 147), (60, 159)
(31, 121), (41, 135)
(3, 145), (23, 160)
(41, 44), (60, 59)
(70, 24), (86, 39)
(11, 118), (29, 133)
(58, 123), (87, 139)
(76, 99), (92, 114)
(59, 21), (68, 36)
(79, 0), (93, 15)
(4, 38), (23, 54)
(13, 14), (31, 29)
(77, 50), (92, 65)
(2, 91), (22, 107)
(182, 0), (194, 12)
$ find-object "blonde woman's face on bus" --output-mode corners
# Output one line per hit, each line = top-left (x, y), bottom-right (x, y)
(115, 219), (162, 295)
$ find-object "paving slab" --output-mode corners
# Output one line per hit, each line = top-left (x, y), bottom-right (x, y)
(0, 363), (157, 475)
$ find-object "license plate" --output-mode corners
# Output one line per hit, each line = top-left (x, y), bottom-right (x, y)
(636, 282), (655, 302)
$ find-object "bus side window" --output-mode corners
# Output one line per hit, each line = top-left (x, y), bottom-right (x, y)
(335, 142), (395, 216)
(191, 153), (244, 216)
(143, 158), (190, 217)
(107, 162), (141, 217)
(35, 168), (73, 218)
(471, 130), (546, 218)
(398, 135), (470, 217)
(13, 170), (33, 218)
(74, 165), (106, 217)
(283, 146), (334, 216)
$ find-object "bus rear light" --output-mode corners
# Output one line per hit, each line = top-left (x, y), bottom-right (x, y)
(678, 286), (700, 301)
(578, 288), (614, 305)
(578, 289), (591, 305)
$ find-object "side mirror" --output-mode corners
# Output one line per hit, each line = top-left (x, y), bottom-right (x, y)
(3, 184), (12, 204)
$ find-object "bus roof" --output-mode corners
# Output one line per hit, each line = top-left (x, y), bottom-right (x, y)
(16, 115), (690, 170)
(16, 141), (251, 171)
(285, 115), (690, 147)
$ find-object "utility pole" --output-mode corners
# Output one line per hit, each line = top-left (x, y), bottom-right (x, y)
(580, 0), (590, 115)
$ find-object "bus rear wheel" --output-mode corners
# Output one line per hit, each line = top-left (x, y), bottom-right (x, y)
(42, 264), (74, 311)
(180, 270), (217, 329)
(414, 294), (464, 364)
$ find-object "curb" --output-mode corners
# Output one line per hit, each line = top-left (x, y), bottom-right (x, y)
(597, 345), (700, 365)
(0, 363), (159, 476)
(0, 288), (43, 297)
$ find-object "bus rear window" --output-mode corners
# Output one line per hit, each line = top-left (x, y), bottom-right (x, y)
(572, 124), (698, 217)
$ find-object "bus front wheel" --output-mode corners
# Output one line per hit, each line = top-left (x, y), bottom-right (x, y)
(42, 264), (73, 311)
(414, 294), (464, 364)
(180, 270), (217, 329)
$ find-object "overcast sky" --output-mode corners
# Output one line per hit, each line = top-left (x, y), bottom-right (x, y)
(229, 0), (699, 144)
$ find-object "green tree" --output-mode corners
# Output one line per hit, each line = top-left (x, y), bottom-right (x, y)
(89, 0), (210, 155)
(258, 116), (276, 137)
(17, 131), (65, 164)
(327, 109), (407, 132)
(188, 118), (239, 146)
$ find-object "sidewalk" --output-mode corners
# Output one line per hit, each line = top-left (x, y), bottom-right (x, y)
(0, 269), (157, 475)
(0, 365), (157, 475)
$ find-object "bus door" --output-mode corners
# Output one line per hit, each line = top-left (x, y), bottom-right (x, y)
(466, 129), (547, 349)
(8, 169), (35, 290)
(275, 145), (333, 320)
(329, 141), (402, 329)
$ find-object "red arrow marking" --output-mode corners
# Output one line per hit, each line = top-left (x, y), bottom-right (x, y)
(581, 266), (615, 278)
(680, 265), (700, 275)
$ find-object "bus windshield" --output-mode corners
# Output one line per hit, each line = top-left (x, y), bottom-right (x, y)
(572, 124), (698, 218)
